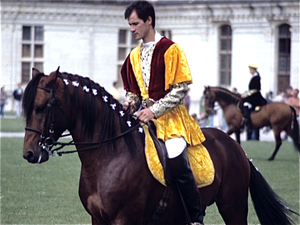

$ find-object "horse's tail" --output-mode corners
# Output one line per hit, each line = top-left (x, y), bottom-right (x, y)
(290, 106), (300, 151)
(249, 161), (295, 225)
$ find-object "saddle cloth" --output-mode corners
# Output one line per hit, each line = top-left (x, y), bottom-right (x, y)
(143, 125), (215, 188)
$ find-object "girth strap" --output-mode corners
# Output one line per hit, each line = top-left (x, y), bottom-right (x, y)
(147, 186), (173, 225)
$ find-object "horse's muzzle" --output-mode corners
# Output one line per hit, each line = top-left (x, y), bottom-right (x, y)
(23, 148), (49, 164)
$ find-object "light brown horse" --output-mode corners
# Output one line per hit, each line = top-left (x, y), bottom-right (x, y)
(203, 86), (300, 161)
(22, 68), (296, 225)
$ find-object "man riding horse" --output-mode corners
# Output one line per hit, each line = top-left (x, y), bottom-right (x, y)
(239, 65), (267, 138)
(121, 1), (205, 224)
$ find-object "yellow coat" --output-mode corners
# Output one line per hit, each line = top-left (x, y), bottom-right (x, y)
(122, 37), (205, 146)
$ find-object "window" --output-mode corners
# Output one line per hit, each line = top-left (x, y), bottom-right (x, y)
(21, 26), (44, 83)
(219, 25), (232, 86)
(117, 29), (172, 82)
(277, 24), (291, 92)
(160, 30), (172, 40)
(22, 62), (30, 83)
(117, 29), (138, 82)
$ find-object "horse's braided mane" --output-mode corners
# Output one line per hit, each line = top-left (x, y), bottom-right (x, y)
(23, 71), (142, 156)
(212, 86), (241, 104)
(58, 72), (141, 154)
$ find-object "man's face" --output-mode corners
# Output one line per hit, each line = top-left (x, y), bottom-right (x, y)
(293, 90), (299, 97)
(128, 10), (152, 41)
(249, 68), (256, 75)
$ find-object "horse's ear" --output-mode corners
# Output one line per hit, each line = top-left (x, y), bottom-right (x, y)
(32, 68), (40, 78)
(45, 67), (60, 87)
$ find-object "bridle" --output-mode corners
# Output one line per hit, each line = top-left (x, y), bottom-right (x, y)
(25, 86), (68, 156)
(25, 85), (140, 156)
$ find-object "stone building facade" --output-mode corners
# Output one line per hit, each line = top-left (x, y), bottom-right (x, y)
(1, 0), (299, 115)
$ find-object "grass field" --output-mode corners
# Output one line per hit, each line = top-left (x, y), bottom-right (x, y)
(1, 137), (90, 224)
(0, 117), (26, 132)
(1, 118), (299, 224)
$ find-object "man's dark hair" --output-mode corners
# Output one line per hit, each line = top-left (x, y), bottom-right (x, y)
(124, 1), (155, 28)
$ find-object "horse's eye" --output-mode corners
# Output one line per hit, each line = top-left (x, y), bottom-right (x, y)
(35, 106), (46, 114)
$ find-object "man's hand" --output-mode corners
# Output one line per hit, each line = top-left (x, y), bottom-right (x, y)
(136, 108), (154, 123)
(123, 100), (135, 114)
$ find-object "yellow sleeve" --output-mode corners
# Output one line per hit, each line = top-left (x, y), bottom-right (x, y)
(164, 44), (193, 90)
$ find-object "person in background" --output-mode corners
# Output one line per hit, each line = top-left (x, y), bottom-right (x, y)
(121, 1), (205, 224)
(13, 83), (23, 118)
(239, 65), (267, 141)
(265, 91), (273, 103)
(109, 81), (121, 101)
(284, 86), (293, 102)
(198, 112), (207, 128)
(232, 87), (241, 97)
(207, 102), (216, 128)
(191, 112), (206, 128)
(286, 88), (300, 117)
(273, 91), (286, 102)
(0, 86), (7, 118)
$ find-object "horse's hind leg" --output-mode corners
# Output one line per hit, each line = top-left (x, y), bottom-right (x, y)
(216, 188), (248, 225)
(268, 131), (282, 161)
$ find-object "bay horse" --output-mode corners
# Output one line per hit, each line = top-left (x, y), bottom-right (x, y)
(203, 86), (300, 161)
(22, 68), (296, 225)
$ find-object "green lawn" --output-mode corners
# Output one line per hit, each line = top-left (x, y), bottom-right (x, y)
(1, 138), (90, 224)
(0, 117), (26, 132)
(1, 135), (299, 224)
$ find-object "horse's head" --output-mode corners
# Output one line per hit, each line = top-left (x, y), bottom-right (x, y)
(203, 86), (216, 116)
(22, 67), (69, 163)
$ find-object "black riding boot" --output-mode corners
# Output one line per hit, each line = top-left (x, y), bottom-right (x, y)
(168, 150), (204, 225)
(242, 106), (252, 132)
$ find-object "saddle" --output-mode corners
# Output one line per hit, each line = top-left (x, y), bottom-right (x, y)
(144, 121), (215, 188)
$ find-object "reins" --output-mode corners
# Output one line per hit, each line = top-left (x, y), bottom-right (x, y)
(48, 123), (141, 156)
(25, 85), (141, 156)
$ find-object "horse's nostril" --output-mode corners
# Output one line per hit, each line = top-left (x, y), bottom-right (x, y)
(24, 150), (34, 161)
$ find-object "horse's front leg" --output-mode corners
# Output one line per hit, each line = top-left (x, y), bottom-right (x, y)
(235, 131), (241, 144)
(226, 126), (241, 144)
